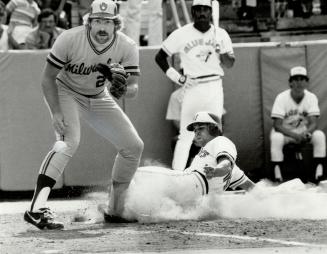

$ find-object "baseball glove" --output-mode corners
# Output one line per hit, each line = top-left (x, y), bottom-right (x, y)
(96, 63), (128, 99)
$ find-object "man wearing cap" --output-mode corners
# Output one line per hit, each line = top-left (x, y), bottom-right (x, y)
(270, 66), (326, 183)
(23, 0), (144, 229)
(125, 111), (254, 216)
(155, 0), (235, 172)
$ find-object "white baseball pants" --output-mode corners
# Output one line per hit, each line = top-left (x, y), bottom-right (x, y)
(172, 77), (223, 171)
(270, 129), (326, 162)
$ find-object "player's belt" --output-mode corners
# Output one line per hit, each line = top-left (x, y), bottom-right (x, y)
(195, 74), (221, 84)
(193, 170), (209, 195)
(196, 74), (219, 79)
(57, 78), (105, 98)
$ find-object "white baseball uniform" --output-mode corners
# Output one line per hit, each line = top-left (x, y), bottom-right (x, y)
(42, 25), (143, 184)
(161, 23), (234, 171)
(270, 89), (326, 161)
(131, 136), (249, 205)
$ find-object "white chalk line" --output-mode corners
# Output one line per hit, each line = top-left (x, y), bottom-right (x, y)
(169, 230), (327, 248)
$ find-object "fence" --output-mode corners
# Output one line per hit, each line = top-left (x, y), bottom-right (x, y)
(1, 40), (327, 190)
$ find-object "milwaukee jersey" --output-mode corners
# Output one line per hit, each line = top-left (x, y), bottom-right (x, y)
(162, 23), (233, 77)
(271, 89), (320, 131)
(47, 25), (140, 96)
(186, 136), (246, 192)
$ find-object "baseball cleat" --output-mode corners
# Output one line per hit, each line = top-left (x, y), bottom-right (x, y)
(97, 203), (137, 223)
(103, 213), (137, 223)
(24, 208), (64, 230)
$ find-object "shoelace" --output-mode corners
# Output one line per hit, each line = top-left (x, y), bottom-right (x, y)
(40, 208), (55, 220)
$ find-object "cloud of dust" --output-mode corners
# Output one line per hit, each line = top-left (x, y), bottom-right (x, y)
(82, 166), (327, 223)
(123, 167), (327, 222)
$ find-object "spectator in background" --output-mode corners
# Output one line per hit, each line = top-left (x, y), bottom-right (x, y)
(270, 66), (326, 183)
(37, 0), (71, 29)
(25, 8), (64, 49)
(38, 0), (70, 28)
(5, 0), (40, 49)
(122, 0), (163, 46)
(0, 0), (9, 50)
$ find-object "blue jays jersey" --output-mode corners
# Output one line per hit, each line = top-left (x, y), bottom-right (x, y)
(187, 136), (246, 192)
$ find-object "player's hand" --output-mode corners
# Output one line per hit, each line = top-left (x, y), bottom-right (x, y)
(110, 84), (127, 99)
(182, 76), (198, 89)
(204, 160), (231, 180)
(214, 36), (225, 54)
(303, 131), (312, 142)
(52, 112), (67, 135)
(293, 132), (310, 144)
(204, 166), (216, 180)
(97, 63), (128, 99)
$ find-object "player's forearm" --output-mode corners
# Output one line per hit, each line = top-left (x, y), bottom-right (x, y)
(274, 125), (298, 139)
(306, 117), (318, 134)
(125, 83), (138, 98)
(42, 77), (61, 115)
(124, 75), (139, 98)
(273, 121), (298, 139)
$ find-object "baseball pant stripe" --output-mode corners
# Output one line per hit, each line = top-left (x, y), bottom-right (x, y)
(40, 151), (56, 175)
(229, 174), (246, 189)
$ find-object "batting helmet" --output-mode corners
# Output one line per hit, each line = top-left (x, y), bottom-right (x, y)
(187, 111), (222, 134)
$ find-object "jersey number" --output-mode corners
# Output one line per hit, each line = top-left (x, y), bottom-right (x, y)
(96, 76), (106, 87)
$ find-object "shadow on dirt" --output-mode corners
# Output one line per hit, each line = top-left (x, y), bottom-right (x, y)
(15, 222), (140, 240)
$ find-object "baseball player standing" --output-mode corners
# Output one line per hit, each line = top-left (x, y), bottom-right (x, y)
(270, 66), (326, 182)
(24, 0), (144, 230)
(155, 0), (235, 171)
(129, 111), (254, 210)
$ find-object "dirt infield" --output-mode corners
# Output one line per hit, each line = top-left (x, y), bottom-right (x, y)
(1, 195), (327, 254)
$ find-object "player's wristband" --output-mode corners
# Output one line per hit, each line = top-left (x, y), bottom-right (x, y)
(166, 67), (186, 86)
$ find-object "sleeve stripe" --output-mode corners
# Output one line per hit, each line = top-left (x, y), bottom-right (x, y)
(46, 58), (62, 69)
(229, 174), (247, 189)
(124, 66), (139, 70)
(217, 151), (235, 163)
(48, 52), (66, 66)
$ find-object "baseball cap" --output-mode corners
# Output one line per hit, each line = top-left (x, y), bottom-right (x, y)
(192, 0), (212, 7)
(89, 0), (118, 19)
(289, 66), (308, 79)
(187, 111), (222, 132)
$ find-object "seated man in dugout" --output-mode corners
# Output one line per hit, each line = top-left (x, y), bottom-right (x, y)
(270, 66), (326, 183)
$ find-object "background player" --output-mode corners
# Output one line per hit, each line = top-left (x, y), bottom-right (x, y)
(270, 66), (326, 182)
(124, 111), (255, 217)
(155, 0), (235, 171)
(23, 0), (144, 230)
